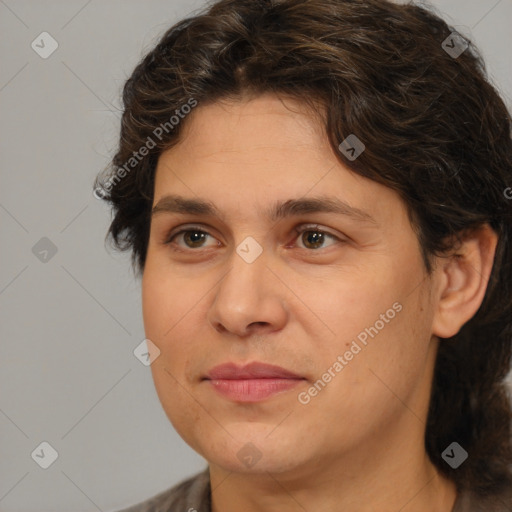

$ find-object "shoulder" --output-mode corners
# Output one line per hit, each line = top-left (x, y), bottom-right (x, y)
(454, 484), (512, 512)
(116, 468), (210, 512)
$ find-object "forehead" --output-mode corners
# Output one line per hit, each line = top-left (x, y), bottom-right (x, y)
(153, 94), (407, 229)
(159, 94), (329, 169)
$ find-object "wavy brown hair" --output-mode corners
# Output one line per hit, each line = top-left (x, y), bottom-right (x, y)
(95, 0), (512, 496)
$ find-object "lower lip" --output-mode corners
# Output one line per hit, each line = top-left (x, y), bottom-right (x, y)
(206, 378), (304, 402)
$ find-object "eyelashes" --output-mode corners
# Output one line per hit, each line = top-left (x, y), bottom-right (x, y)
(163, 224), (344, 252)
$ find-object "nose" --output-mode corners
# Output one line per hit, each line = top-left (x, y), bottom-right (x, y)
(206, 246), (289, 338)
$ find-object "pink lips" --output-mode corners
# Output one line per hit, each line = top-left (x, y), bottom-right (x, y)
(204, 362), (305, 402)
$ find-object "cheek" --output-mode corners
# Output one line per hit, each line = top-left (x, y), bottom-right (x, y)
(142, 267), (206, 381)
(143, 269), (204, 439)
(298, 267), (402, 346)
(305, 263), (431, 393)
(149, 358), (207, 455)
(141, 263), (198, 338)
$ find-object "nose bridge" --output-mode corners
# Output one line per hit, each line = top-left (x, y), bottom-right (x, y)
(207, 240), (287, 336)
(219, 244), (268, 311)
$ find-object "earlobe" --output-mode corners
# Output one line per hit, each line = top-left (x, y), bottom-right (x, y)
(431, 224), (498, 339)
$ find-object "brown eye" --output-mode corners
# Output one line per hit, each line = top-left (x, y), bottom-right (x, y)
(294, 226), (339, 250)
(164, 226), (219, 250)
(181, 230), (208, 248)
(302, 230), (326, 249)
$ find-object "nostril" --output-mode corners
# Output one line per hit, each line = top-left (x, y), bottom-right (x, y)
(250, 322), (268, 328)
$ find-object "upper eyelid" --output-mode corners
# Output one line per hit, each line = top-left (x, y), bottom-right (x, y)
(164, 224), (217, 242)
(164, 223), (341, 246)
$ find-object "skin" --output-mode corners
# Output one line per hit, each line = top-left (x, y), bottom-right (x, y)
(141, 93), (497, 512)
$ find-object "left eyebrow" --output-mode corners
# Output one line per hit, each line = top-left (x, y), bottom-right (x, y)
(151, 194), (377, 225)
(267, 196), (377, 225)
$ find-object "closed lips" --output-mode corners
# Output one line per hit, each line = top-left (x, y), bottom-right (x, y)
(204, 362), (304, 380)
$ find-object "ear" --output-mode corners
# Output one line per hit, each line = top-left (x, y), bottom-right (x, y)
(431, 224), (498, 339)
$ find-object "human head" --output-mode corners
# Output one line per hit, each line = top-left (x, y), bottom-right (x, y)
(95, 0), (512, 496)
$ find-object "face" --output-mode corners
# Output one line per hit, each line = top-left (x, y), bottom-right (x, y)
(142, 93), (441, 476)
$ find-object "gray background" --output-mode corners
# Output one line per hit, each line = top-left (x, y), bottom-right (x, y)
(1, 1), (511, 511)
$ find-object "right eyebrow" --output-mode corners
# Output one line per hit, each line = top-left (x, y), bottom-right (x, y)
(151, 195), (223, 219)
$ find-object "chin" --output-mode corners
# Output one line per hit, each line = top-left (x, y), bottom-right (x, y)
(197, 428), (311, 474)
(208, 448), (304, 475)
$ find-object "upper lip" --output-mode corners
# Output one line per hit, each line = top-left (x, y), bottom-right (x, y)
(204, 362), (303, 380)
